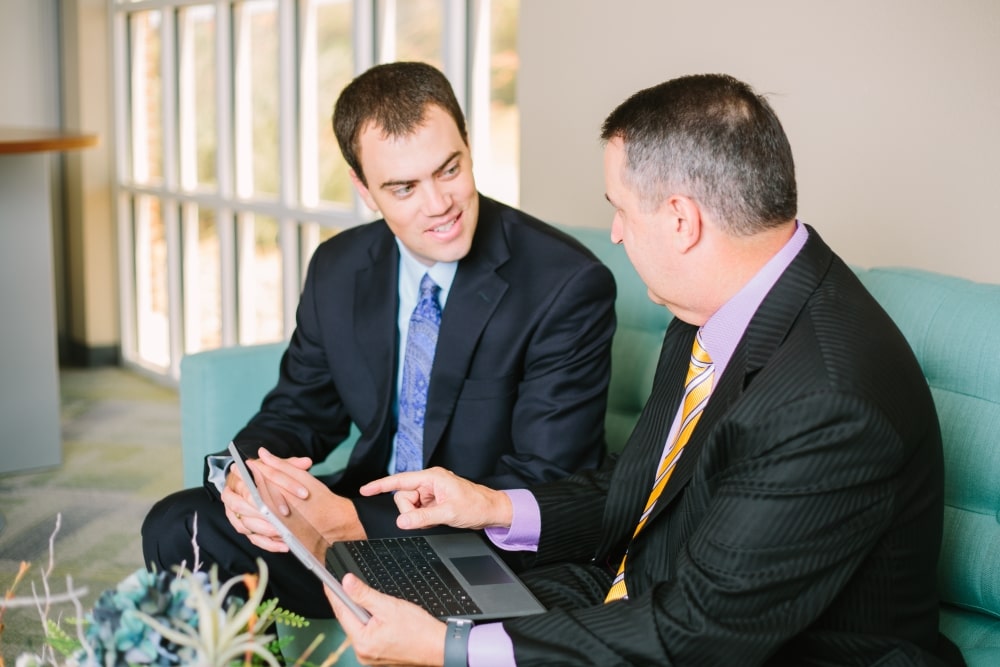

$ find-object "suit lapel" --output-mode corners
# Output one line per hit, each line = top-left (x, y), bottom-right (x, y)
(354, 228), (400, 464)
(597, 319), (696, 554)
(421, 196), (510, 463)
(642, 342), (746, 525)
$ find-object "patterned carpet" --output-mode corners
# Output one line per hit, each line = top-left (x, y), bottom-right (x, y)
(0, 367), (181, 660)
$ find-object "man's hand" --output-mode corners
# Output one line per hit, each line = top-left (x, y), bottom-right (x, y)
(327, 573), (447, 666)
(361, 467), (514, 531)
(252, 447), (368, 543)
(219, 453), (304, 551)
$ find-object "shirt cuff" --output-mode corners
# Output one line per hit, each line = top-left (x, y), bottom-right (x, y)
(484, 489), (540, 552)
(206, 454), (232, 492)
(468, 623), (516, 667)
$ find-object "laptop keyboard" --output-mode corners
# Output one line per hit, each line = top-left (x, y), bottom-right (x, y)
(344, 536), (483, 617)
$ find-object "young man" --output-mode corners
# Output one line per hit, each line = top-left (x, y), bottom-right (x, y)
(323, 73), (963, 666)
(141, 62), (616, 618)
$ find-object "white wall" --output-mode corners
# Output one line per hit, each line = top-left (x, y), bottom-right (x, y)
(0, 0), (60, 127)
(519, 0), (1000, 284)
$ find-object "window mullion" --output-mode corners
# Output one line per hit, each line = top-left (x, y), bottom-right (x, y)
(278, 0), (298, 341)
(442, 0), (468, 108)
(468, 0), (490, 171)
(215, 1), (233, 200)
(165, 200), (184, 379)
(177, 11), (196, 190)
(280, 219), (298, 340)
(218, 206), (237, 347)
(233, 5), (253, 199)
(355, 0), (376, 71)
(180, 202), (199, 354)
(375, 0), (397, 63)
(117, 192), (138, 360)
(215, 2), (236, 346)
(355, 0), (376, 217)
(279, 0), (297, 208)
(299, 0), (318, 208)
(161, 11), (178, 191)
(161, 10), (184, 376)
(235, 211), (255, 344)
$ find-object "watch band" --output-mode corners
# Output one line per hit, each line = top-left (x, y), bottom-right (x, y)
(444, 617), (473, 667)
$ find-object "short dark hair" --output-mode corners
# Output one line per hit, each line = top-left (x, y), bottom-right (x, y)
(333, 61), (468, 187)
(601, 73), (797, 235)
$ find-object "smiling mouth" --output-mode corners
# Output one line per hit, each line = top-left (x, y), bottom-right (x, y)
(428, 212), (461, 234)
(431, 220), (455, 233)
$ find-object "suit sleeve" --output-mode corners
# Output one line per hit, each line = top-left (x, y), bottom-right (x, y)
(223, 250), (354, 470)
(481, 259), (617, 490)
(504, 392), (916, 666)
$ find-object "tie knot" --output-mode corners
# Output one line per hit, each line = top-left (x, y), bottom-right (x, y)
(691, 331), (712, 366)
(419, 273), (440, 300)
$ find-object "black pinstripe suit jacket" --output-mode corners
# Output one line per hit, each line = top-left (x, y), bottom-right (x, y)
(505, 227), (961, 666)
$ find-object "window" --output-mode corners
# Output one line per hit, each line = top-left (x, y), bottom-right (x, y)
(111, 0), (519, 380)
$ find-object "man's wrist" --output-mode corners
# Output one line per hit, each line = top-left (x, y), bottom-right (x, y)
(443, 618), (473, 667)
(494, 488), (515, 528)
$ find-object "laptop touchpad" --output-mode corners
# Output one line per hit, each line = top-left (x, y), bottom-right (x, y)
(451, 555), (515, 586)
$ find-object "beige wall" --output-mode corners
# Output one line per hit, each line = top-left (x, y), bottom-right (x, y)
(0, 0), (116, 361)
(2, 1), (996, 368)
(0, 1), (60, 127)
(60, 0), (118, 355)
(519, 0), (1000, 284)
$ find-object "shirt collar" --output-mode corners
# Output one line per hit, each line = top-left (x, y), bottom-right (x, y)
(700, 221), (809, 379)
(395, 239), (459, 306)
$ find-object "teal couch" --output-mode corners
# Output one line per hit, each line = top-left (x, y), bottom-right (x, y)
(179, 225), (1000, 665)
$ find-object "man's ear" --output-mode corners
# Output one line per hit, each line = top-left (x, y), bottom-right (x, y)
(666, 194), (702, 253)
(349, 169), (379, 212)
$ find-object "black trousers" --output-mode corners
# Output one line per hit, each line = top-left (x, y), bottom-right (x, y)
(142, 487), (335, 618)
(518, 561), (613, 611)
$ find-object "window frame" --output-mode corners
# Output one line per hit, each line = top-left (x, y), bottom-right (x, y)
(110, 0), (515, 381)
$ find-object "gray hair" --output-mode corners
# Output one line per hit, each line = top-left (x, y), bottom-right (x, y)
(601, 73), (797, 235)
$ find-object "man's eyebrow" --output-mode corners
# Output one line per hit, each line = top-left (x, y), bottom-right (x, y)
(432, 151), (462, 176)
(378, 152), (462, 191)
(379, 176), (417, 191)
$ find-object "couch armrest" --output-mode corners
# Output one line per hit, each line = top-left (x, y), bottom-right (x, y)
(180, 342), (359, 488)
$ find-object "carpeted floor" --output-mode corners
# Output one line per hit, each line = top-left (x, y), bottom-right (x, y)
(0, 366), (181, 661)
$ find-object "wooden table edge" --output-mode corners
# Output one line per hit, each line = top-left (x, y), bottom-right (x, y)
(0, 128), (99, 155)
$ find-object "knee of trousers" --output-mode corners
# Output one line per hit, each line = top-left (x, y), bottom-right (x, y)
(141, 486), (225, 568)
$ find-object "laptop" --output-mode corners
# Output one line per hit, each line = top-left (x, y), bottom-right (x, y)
(326, 531), (545, 621)
(228, 443), (545, 622)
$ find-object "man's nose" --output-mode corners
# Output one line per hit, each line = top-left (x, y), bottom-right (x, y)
(610, 215), (624, 245)
(422, 183), (451, 217)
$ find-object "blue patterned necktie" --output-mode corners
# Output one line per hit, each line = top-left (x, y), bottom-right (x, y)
(395, 273), (442, 473)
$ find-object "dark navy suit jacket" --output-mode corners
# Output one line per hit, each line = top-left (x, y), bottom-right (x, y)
(227, 195), (617, 536)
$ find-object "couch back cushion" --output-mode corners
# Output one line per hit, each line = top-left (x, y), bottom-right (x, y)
(179, 342), (286, 487)
(561, 225), (672, 453)
(855, 267), (1000, 621)
(180, 342), (360, 487)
